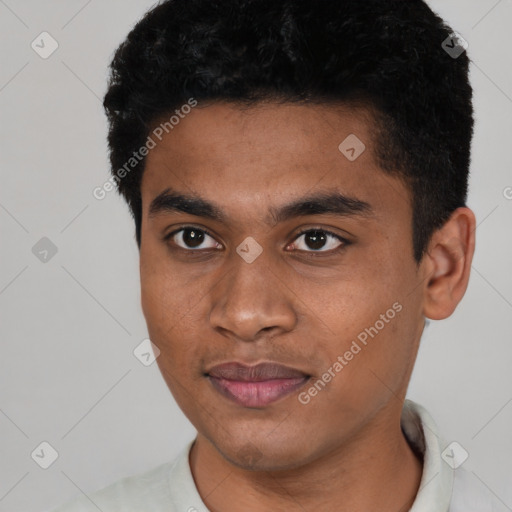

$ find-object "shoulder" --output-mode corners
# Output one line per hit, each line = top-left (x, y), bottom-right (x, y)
(450, 466), (510, 512)
(50, 459), (177, 512)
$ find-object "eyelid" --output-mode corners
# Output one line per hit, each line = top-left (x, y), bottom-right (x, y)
(164, 224), (217, 240)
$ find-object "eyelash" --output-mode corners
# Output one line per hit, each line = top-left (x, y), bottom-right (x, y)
(163, 225), (351, 257)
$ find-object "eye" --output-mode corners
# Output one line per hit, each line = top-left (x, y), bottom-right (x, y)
(165, 226), (222, 251)
(289, 228), (349, 253)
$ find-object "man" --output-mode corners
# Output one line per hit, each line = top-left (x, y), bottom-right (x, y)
(53, 0), (506, 510)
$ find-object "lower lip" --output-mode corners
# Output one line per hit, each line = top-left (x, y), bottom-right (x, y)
(208, 376), (309, 407)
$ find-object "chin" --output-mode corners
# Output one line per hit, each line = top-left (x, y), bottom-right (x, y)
(215, 437), (312, 472)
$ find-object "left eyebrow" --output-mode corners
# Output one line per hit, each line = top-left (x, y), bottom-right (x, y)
(148, 187), (375, 225)
(267, 191), (374, 225)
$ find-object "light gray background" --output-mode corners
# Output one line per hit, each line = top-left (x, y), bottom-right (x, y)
(0, 1), (511, 511)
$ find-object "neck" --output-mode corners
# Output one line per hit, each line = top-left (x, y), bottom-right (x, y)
(189, 407), (423, 512)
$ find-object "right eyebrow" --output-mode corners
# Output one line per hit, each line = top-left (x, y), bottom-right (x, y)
(148, 188), (227, 222)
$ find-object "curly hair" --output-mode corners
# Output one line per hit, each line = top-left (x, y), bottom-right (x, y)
(103, 0), (473, 263)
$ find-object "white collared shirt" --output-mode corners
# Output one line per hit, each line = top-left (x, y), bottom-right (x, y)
(52, 399), (509, 511)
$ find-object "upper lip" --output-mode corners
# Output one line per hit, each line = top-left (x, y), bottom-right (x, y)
(207, 362), (309, 381)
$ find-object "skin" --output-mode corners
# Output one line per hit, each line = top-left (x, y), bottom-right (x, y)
(139, 101), (476, 511)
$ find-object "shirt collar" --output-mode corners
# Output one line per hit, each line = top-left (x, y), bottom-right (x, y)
(403, 398), (454, 511)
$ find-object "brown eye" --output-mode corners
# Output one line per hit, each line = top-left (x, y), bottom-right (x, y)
(168, 227), (221, 250)
(291, 229), (348, 253)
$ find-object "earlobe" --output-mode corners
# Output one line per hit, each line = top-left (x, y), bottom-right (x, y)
(422, 207), (476, 320)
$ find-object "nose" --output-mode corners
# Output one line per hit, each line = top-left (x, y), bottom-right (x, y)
(209, 252), (298, 342)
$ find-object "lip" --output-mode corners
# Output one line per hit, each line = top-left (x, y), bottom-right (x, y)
(206, 362), (310, 407)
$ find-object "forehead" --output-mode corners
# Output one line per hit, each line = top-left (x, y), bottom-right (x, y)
(140, 101), (411, 223)
(144, 101), (375, 171)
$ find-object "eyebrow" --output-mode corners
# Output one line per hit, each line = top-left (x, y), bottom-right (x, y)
(148, 187), (374, 225)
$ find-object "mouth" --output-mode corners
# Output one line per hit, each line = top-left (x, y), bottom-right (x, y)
(206, 362), (311, 408)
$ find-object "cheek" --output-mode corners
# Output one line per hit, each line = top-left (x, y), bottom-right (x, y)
(304, 263), (415, 376)
(140, 248), (188, 326)
(140, 257), (206, 361)
(303, 270), (398, 335)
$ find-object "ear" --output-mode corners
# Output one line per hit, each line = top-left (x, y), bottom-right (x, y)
(421, 207), (476, 320)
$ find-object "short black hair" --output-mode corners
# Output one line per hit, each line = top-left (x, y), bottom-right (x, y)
(103, 0), (474, 263)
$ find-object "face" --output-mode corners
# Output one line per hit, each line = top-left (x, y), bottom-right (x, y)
(139, 101), (428, 471)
